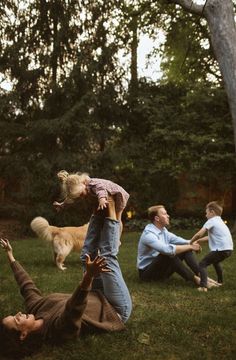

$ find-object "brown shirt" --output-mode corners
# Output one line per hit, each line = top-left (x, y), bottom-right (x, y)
(11, 261), (125, 343)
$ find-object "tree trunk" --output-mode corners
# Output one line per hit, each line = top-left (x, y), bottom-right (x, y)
(204, 0), (236, 150)
(130, 14), (138, 92)
(173, 0), (236, 151)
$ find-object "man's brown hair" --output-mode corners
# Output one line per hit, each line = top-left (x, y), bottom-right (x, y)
(148, 205), (165, 222)
(206, 201), (223, 216)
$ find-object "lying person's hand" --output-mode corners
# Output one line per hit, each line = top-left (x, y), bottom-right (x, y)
(0, 238), (15, 262)
(85, 254), (111, 278)
(0, 238), (12, 252)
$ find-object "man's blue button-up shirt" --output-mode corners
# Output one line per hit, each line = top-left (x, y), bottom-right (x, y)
(137, 223), (190, 270)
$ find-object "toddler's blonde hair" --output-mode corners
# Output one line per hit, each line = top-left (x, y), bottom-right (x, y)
(57, 170), (90, 200)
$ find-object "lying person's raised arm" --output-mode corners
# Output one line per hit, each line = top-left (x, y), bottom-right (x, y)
(53, 255), (111, 334)
(0, 238), (43, 309)
(0, 237), (15, 263)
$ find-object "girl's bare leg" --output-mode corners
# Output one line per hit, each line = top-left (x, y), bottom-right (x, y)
(116, 211), (123, 245)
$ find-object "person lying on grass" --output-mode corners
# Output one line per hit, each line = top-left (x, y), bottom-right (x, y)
(0, 200), (132, 359)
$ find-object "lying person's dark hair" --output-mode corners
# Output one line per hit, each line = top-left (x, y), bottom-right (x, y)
(0, 319), (43, 359)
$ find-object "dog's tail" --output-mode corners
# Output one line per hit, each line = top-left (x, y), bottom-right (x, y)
(30, 216), (53, 242)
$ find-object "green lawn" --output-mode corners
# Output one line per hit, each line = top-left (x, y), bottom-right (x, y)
(0, 230), (236, 360)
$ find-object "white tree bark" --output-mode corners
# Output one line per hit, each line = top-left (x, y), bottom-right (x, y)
(171, 0), (203, 14)
(172, 0), (236, 150)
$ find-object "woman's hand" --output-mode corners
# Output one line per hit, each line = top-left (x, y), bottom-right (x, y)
(0, 238), (15, 262)
(0, 237), (12, 252)
(80, 255), (111, 290)
(85, 254), (110, 278)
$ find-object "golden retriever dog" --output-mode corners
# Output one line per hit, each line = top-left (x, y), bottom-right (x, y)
(30, 217), (88, 270)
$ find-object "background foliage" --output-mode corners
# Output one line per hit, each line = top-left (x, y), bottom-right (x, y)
(0, 0), (235, 230)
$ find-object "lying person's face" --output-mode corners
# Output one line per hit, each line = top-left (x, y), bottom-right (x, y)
(3, 312), (36, 334)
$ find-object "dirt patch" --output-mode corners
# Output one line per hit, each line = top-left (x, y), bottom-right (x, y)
(0, 219), (23, 240)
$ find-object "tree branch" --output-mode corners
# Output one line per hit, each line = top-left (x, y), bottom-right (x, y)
(169, 0), (204, 16)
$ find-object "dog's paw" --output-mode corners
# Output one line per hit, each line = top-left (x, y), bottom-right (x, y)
(57, 264), (67, 271)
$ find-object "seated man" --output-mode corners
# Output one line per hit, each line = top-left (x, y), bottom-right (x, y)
(137, 205), (201, 285)
(0, 200), (132, 359)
